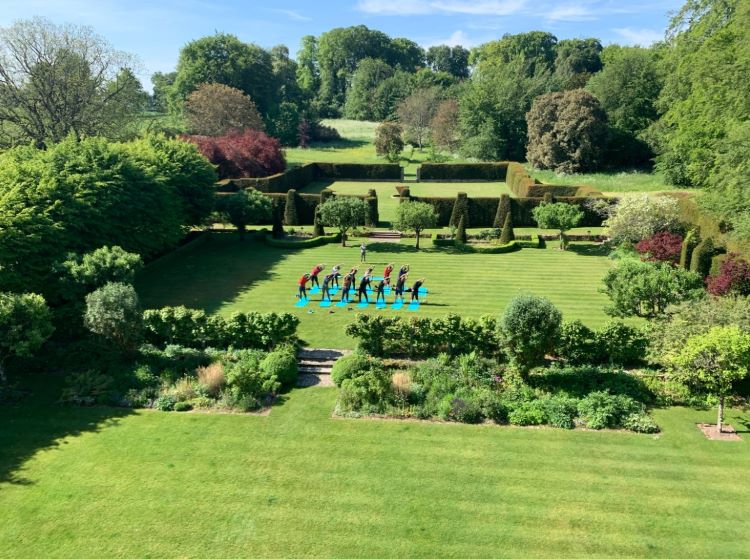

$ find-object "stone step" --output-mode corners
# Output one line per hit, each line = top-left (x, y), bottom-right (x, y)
(299, 365), (332, 374)
(297, 348), (349, 360)
(298, 358), (336, 367)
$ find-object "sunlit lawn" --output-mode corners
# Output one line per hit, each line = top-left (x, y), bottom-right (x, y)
(2, 381), (749, 559)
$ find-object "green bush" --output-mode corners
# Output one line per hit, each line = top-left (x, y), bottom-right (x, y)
(542, 395), (579, 429)
(557, 321), (600, 365)
(501, 294), (562, 371)
(689, 237), (715, 277)
(283, 189), (299, 225)
(595, 322), (647, 367)
(437, 391), (484, 424)
(450, 192), (469, 228)
(494, 194), (511, 229)
(338, 363), (392, 413)
(224, 349), (280, 406)
(577, 391), (642, 429)
(456, 215), (467, 243)
(499, 213), (515, 244)
(173, 401), (193, 412)
(154, 394), (176, 411)
(623, 412), (659, 434)
(679, 229), (699, 269)
(59, 370), (114, 406)
(261, 347), (298, 389)
(508, 400), (547, 426)
(528, 366), (654, 403)
(331, 353), (373, 387)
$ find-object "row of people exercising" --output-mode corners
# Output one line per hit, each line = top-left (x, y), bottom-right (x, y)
(297, 263), (425, 304)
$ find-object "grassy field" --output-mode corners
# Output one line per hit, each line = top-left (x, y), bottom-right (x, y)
(2, 381), (749, 559)
(136, 233), (618, 349)
(528, 167), (674, 194)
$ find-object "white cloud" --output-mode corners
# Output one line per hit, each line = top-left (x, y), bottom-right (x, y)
(271, 9), (312, 21)
(544, 4), (597, 22)
(357, 0), (527, 16)
(423, 30), (477, 48)
(613, 27), (663, 46)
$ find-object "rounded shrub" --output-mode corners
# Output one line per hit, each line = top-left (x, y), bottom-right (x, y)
(623, 412), (659, 434)
(508, 400), (546, 426)
(174, 401), (193, 412)
(331, 353), (372, 387)
(557, 320), (600, 365)
(261, 347), (298, 389)
(501, 294), (562, 371)
(154, 394), (176, 411)
(542, 395), (579, 429)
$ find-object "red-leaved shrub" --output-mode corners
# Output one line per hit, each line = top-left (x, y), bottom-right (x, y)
(706, 254), (750, 296)
(183, 129), (286, 179)
(635, 231), (683, 264)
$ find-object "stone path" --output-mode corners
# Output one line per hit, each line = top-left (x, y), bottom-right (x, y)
(296, 348), (351, 388)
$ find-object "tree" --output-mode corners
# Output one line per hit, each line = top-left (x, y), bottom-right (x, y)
(84, 282), (142, 352)
(554, 39), (603, 89)
(397, 88), (441, 150)
(526, 90), (609, 173)
(501, 294), (562, 372)
(318, 197), (367, 246)
(671, 326), (750, 433)
(184, 129), (285, 179)
(430, 99), (460, 152)
(601, 259), (704, 319)
(344, 58), (395, 120)
(374, 122), (404, 162)
(456, 215), (468, 244)
(296, 35), (320, 96)
(473, 32), (558, 76)
(267, 102), (301, 146)
(184, 83), (264, 136)
(532, 203), (584, 250)
(499, 213), (515, 244)
(57, 246), (143, 302)
(151, 71), (176, 113)
(218, 190), (272, 240)
(394, 201), (437, 249)
(426, 45), (470, 78)
(0, 17), (142, 147)
(372, 73), (414, 121)
(459, 58), (552, 161)
(604, 194), (680, 243)
(171, 33), (274, 115)
(0, 292), (54, 383)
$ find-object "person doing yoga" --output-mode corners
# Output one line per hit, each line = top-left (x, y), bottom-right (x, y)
(321, 272), (335, 302)
(331, 264), (343, 287)
(383, 263), (394, 281)
(410, 278), (425, 302)
(376, 277), (390, 304)
(357, 272), (372, 303)
(340, 271), (355, 303)
(298, 273), (311, 300)
(394, 273), (407, 303)
(310, 264), (324, 288)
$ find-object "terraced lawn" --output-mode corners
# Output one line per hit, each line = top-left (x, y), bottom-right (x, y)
(136, 233), (618, 349)
(2, 384), (749, 559)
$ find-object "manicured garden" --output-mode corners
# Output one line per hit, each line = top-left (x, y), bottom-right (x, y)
(1, 381), (749, 559)
(136, 234), (617, 349)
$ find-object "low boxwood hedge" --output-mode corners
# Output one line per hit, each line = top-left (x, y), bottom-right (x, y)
(263, 233), (341, 248)
(432, 234), (543, 252)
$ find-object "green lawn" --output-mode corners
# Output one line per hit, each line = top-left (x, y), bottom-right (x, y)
(136, 234), (618, 349)
(299, 180), (511, 223)
(2, 381), (749, 559)
(529, 167), (675, 194)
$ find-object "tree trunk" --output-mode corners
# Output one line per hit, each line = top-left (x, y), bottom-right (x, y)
(717, 395), (725, 433)
(341, 231), (347, 247)
(559, 231), (566, 250)
(415, 230), (420, 250)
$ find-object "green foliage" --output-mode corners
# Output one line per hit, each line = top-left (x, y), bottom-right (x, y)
(508, 399), (547, 426)
(542, 394), (579, 429)
(224, 349), (280, 408)
(499, 213), (515, 245)
(554, 38), (603, 89)
(260, 347), (298, 390)
(267, 102), (301, 146)
(284, 189), (299, 226)
(344, 58), (395, 120)
(365, 192), (379, 227)
(605, 194), (680, 243)
(218, 190), (273, 239)
(597, 322), (648, 367)
(456, 215), (468, 244)
(623, 412), (659, 434)
(57, 246), (142, 304)
(689, 237), (714, 277)
(184, 83), (265, 136)
(84, 283), (143, 351)
(679, 229), (699, 269)
(60, 370), (114, 406)
(313, 208), (325, 237)
(449, 192), (469, 228)
(494, 194), (511, 229)
(318, 196), (367, 246)
(332, 353), (377, 387)
(374, 122), (404, 162)
(577, 391), (642, 430)
(526, 89), (608, 173)
(532, 202), (584, 249)
(394, 201), (437, 249)
(142, 306), (299, 350)
(0, 292), (54, 381)
(154, 394), (177, 411)
(557, 321), (598, 365)
(601, 259), (704, 319)
(338, 361), (392, 413)
(501, 294), (562, 371)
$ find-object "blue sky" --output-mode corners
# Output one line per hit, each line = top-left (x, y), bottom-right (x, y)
(1, 1), (683, 89)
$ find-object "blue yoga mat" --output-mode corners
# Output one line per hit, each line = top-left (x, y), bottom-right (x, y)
(357, 301), (369, 308)
(384, 286), (392, 295)
(295, 298), (308, 308)
(320, 300), (332, 308)
(329, 286), (339, 295)
(391, 301), (404, 310)
(418, 287), (428, 294)
(408, 301), (420, 311)
(376, 302), (387, 310)
(309, 286), (320, 295)
(335, 300), (348, 308)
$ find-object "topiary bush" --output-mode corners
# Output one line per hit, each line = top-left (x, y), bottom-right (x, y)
(499, 212), (515, 244)
(689, 237), (714, 277)
(494, 194), (511, 229)
(679, 229), (699, 269)
(450, 192), (469, 228)
(284, 189), (299, 225)
(261, 346), (298, 390)
(331, 353), (373, 387)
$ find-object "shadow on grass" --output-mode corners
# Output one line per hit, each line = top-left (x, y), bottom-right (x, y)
(567, 243), (610, 257)
(0, 374), (133, 487)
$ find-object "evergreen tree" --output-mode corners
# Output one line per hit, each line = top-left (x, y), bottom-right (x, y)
(456, 215), (467, 244)
(284, 189), (299, 225)
(499, 213), (515, 244)
(494, 194), (511, 229)
(450, 192), (469, 228)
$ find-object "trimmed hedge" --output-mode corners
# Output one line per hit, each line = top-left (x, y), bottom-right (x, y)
(679, 229), (699, 269)
(432, 233), (543, 252)
(315, 163), (402, 181)
(689, 237), (715, 277)
(505, 162), (602, 198)
(418, 163), (509, 181)
(263, 233), (341, 248)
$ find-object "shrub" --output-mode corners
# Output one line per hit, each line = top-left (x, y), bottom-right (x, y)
(261, 347), (298, 389)
(184, 83), (264, 136)
(224, 349), (280, 406)
(577, 391), (641, 429)
(173, 401), (193, 412)
(623, 412), (659, 433)
(184, 129), (286, 179)
(605, 195), (680, 244)
(501, 294), (562, 371)
(595, 322), (648, 366)
(499, 213), (515, 244)
(338, 362), (392, 412)
(60, 370), (114, 406)
(635, 232), (684, 264)
(284, 189), (299, 225)
(169, 376), (198, 402)
(689, 237), (715, 277)
(508, 400), (547, 426)
(494, 194), (511, 229)
(706, 254), (750, 296)
(557, 321), (600, 365)
(449, 192), (469, 228)
(437, 391), (484, 424)
(374, 122), (404, 162)
(0, 291), (54, 382)
(542, 394), (579, 429)
(331, 353), (373, 387)
(197, 363), (225, 397)
(84, 283), (142, 351)
(455, 215), (467, 244)
(154, 394), (176, 411)
(391, 372), (412, 403)
(679, 229), (699, 269)
(528, 366), (654, 403)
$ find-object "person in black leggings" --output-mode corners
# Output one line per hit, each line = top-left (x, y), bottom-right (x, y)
(376, 278), (390, 304)
(410, 278), (425, 302)
(394, 273), (407, 303)
(321, 273), (335, 302)
(357, 272), (372, 303)
(340, 272), (355, 303)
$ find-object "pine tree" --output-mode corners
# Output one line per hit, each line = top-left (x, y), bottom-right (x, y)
(284, 189), (298, 225)
(499, 212), (515, 244)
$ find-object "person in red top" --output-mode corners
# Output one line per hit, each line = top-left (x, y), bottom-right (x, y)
(298, 273), (311, 300)
(383, 263), (394, 281)
(310, 263), (325, 288)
